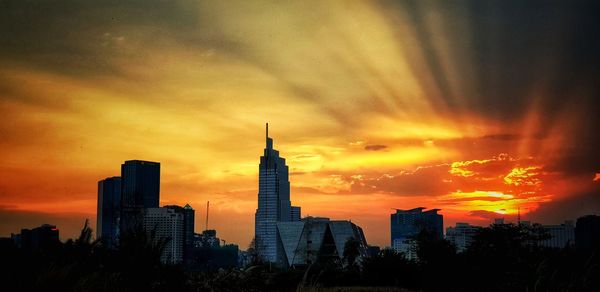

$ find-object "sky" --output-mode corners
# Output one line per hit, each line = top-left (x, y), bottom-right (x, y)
(1, 0), (599, 248)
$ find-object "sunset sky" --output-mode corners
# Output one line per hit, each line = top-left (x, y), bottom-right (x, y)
(1, 0), (599, 248)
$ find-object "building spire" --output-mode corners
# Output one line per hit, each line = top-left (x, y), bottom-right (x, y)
(265, 123), (273, 149)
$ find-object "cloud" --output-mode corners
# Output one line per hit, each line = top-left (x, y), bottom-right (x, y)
(339, 165), (450, 196)
(329, 154), (557, 219)
(468, 210), (509, 221)
(528, 191), (600, 224)
(364, 144), (388, 151)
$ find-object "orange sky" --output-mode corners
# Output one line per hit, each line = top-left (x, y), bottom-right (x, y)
(1, 0), (599, 248)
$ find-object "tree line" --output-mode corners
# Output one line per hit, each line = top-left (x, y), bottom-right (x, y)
(0, 222), (598, 291)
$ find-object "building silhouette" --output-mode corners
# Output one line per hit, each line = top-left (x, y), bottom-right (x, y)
(446, 222), (480, 252)
(575, 215), (600, 250)
(540, 221), (575, 249)
(96, 160), (202, 265)
(120, 160), (160, 233)
(96, 176), (121, 246)
(164, 204), (195, 264)
(11, 224), (60, 251)
(391, 208), (443, 259)
(276, 217), (368, 267)
(255, 124), (300, 263)
(291, 206), (301, 221)
(194, 229), (221, 248)
(494, 218), (506, 225)
(143, 207), (185, 264)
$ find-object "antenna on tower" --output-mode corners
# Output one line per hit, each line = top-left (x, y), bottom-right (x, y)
(517, 205), (521, 225)
(205, 201), (210, 231)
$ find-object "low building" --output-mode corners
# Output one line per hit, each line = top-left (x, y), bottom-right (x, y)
(189, 229), (239, 270)
(367, 245), (381, 257)
(392, 238), (417, 260)
(540, 221), (575, 248)
(189, 243), (239, 271)
(390, 208), (443, 259)
(575, 215), (600, 250)
(11, 224), (60, 251)
(194, 229), (221, 248)
(291, 206), (301, 221)
(446, 223), (481, 252)
(276, 217), (368, 267)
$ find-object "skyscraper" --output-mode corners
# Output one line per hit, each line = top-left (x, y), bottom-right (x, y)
(97, 176), (122, 246)
(120, 160), (160, 233)
(255, 123), (292, 263)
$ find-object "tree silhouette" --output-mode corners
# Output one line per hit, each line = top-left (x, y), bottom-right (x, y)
(342, 237), (361, 268)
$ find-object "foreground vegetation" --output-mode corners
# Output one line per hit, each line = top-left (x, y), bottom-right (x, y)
(0, 222), (598, 291)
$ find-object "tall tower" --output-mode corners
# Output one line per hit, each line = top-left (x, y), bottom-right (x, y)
(97, 176), (122, 247)
(255, 123), (292, 263)
(120, 160), (160, 233)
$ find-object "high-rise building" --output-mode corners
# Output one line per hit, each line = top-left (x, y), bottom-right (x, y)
(97, 176), (122, 246)
(120, 160), (160, 233)
(164, 204), (195, 264)
(540, 221), (575, 249)
(575, 215), (600, 250)
(255, 124), (293, 263)
(143, 207), (185, 264)
(446, 222), (481, 252)
(390, 208), (443, 259)
(182, 204), (195, 252)
(291, 206), (301, 221)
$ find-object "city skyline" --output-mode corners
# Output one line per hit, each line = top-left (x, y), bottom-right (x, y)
(1, 0), (600, 249)
(1, 124), (597, 248)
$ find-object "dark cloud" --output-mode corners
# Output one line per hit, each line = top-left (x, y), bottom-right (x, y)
(291, 186), (330, 195)
(379, 0), (600, 176)
(0, 0), (234, 77)
(469, 210), (511, 221)
(364, 144), (388, 151)
(290, 171), (306, 176)
(343, 165), (451, 196)
(292, 154), (319, 159)
(382, 0), (600, 118)
(528, 191), (600, 224)
(481, 134), (523, 141)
